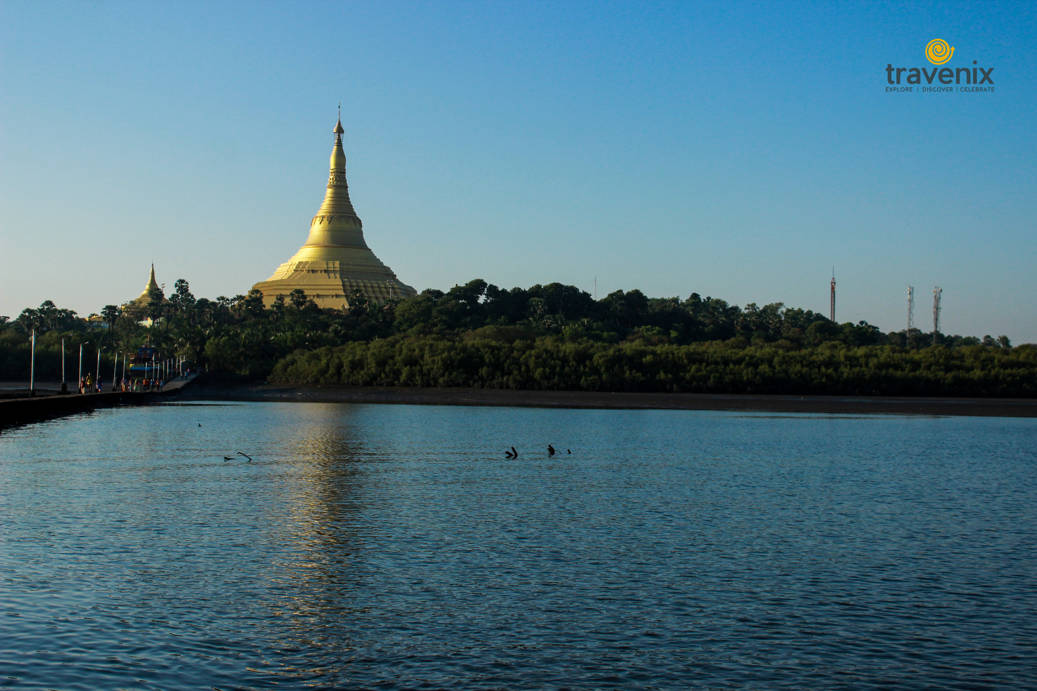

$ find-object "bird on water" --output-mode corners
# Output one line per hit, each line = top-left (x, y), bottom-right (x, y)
(548, 444), (556, 456)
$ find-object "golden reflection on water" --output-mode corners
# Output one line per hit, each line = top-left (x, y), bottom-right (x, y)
(261, 404), (379, 670)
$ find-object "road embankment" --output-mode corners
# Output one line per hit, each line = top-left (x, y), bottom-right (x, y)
(0, 391), (163, 429)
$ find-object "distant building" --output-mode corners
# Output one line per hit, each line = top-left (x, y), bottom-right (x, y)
(252, 117), (416, 309)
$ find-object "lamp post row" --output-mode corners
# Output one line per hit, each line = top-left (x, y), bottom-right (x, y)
(29, 341), (184, 395)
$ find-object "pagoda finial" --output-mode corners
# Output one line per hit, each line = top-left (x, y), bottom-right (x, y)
(334, 103), (344, 138)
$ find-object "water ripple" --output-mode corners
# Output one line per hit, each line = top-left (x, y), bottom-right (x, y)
(0, 403), (1034, 687)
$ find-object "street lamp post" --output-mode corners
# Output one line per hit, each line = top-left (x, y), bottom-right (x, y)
(61, 337), (67, 394)
(95, 348), (101, 393)
(29, 329), (36, 396)
(78, 342), (88, 394)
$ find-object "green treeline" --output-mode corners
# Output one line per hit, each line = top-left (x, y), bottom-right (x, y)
(2, 277), (1033, 396)
(271, 335), (1037, 397)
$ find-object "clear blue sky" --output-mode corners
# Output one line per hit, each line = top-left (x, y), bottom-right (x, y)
(2, 1), (1034, 341)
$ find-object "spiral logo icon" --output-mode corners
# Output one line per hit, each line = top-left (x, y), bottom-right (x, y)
(925, 39), (954, 65)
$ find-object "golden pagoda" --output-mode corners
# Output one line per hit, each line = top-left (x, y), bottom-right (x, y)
(252, 116), (416, 309)
(124, 264), (164, 314)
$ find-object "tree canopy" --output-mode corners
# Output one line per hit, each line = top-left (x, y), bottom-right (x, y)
(1, 279), (1029, 396)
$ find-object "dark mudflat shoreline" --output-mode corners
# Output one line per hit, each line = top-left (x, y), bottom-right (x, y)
(184, 384), (1037, 418)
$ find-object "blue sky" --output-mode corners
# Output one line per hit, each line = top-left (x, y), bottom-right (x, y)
(1, 1), (1034, 341)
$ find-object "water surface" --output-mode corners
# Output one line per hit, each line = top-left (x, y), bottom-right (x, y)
(1, 402), (1035, 688)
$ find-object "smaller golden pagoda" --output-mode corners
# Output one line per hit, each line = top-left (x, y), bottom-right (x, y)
(252, 116), (416, 309)
(123, 264), (164, 316)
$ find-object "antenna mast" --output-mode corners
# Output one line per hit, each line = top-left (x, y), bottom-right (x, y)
(907, 285), (914, 331)
(829, 268), (836, 322)
(932, 286), (942, 344)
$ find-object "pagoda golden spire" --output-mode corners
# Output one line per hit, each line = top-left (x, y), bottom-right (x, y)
(144, 263), (159, 294)
(295, 114), (365, 256)
(123, 263), (164, 317)
(252, 116), (416, 309)
(132, 264), (161, 304)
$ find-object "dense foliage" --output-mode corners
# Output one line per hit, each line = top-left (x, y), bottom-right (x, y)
(2, 278), (1031, 396)
(270, 336), (1037, 396)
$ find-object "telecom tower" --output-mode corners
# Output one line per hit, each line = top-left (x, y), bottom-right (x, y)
(932, 286), (942, 343)
(829, 269), (836, 322)
(907, 285), (914, 331)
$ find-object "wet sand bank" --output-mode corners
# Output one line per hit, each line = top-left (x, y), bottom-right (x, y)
(184, 384), (1037, 418)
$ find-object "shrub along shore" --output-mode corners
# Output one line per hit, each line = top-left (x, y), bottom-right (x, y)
(270, 335), (1036, 397)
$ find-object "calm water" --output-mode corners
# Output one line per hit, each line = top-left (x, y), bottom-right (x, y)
(1, 402), (1035, 689)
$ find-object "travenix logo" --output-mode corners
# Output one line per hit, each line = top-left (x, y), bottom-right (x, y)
(925, 39), (954, 65)
(885, 39), (994, 94)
